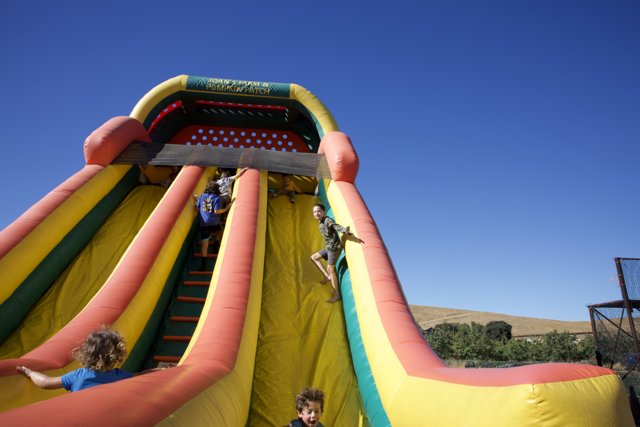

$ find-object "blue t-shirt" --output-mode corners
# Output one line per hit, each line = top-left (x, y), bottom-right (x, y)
(196, 193), (223, 226)
(61, 367), (132, 392)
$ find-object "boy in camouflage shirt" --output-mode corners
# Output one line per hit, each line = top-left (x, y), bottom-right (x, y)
(310, 203), (354, 303)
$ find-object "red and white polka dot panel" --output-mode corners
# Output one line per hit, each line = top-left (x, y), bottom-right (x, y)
(169, 125), (311, 153)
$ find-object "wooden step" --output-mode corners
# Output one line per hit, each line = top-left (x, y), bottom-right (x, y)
(188, 270), (212, 275)
(163, 335), (192, 342)
(153, 355), (181, 363)
(176, 296), (206, 303)
(194, 253), (218, 258)
(183, 280), (210, 287)
(170, 316), (200, 323)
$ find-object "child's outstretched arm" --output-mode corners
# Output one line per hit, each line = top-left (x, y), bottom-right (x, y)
(133, 364), (176, 376)
(16, 366), (63, 390)
(331, 221), (351, 236)
(338, 225), (364, 244)
(214, 197), (235, 215)
(235, 167), (249, 180)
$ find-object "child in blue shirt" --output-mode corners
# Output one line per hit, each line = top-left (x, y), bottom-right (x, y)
(193, 181), (233, 269)
(17, 328), (134, 392)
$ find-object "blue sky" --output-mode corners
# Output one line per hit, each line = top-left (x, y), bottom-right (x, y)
(1, 1), (638, 321)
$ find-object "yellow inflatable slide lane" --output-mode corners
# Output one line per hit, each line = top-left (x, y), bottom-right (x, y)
(0, 186), (165, 358)
(248, 193), (364, 426)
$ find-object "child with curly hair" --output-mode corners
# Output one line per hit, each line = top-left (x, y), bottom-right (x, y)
(286, 387), (325, 427)
(17, 328), (135, 392)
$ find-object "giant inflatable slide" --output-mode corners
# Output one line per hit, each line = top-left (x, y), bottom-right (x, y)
(0, 76), (632, 426)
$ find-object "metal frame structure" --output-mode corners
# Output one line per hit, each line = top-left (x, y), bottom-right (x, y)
(589, 258), (640, 369)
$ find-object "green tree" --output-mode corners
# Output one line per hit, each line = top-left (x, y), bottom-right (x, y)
(424, 323), (462, 359)
(451, 323), (497, 360)
(486, 320), (512, 342)
(575, 334), (596, 361)
(541, 331), (581, 362)
(423, 322), (594, 364)
(501, 338), (536, 361)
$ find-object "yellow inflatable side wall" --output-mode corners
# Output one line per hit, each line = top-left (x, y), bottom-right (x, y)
(0, 165), (131, 303)
(130, 75), (188, 124)
(326, 180), (632, 426)
(289, 83), (340, 135)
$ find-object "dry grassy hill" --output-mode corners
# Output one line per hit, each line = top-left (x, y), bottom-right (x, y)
(410, 305), (592, 337)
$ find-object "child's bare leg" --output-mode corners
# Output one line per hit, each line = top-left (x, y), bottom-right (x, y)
(326, 264), (341, 303)
(310, 252), (330, 283)
(199, 239), (209, 270)
(200, 239), (209, 258)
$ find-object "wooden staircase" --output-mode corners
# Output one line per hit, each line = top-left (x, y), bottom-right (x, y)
(148, 247), (218, 367)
